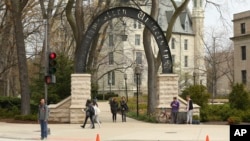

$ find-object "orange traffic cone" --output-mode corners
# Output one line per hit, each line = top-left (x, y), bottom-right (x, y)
(206, 135), (209, 141)
(96, 134), (100, 141)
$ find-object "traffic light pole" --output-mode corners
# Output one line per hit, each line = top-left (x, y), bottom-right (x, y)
(44, 18), (49, 104)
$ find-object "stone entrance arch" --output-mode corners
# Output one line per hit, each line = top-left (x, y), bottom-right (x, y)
(48, 7), (200, 124)
(76, 7), (173, 73)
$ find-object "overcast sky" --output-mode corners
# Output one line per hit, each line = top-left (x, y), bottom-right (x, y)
(204, 0), (250, 34)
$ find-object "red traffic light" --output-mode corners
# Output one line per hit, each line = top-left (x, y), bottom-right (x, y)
(48, 52), (57, 75)
(49, 52), (56, 59)
(45, 75), (56, 84)
(45, 75), (52, 84)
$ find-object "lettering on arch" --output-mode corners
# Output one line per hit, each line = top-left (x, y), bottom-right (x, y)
(76, 7), (173, 74)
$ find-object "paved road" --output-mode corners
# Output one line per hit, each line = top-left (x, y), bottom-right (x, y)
(0, 101), (230, 141)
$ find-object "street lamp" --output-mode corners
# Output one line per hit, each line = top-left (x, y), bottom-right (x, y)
(193, 72), (196, 85)
(135, 65), (142, 117)
(124, 73), (128, 102)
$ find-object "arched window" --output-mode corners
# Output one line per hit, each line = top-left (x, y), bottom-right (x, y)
(193, 0), (197, 7)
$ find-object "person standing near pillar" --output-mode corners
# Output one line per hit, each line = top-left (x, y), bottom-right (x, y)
(38, 98), (49, 140)
(186, 95), (193, 124)
(170, 97), (179, 124)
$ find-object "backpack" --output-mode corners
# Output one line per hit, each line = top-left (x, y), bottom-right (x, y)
(88, 105), (95, 116)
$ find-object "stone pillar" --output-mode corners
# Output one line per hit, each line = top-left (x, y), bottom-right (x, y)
(157, 74), (179, 108)
(70, 74), (91, 123)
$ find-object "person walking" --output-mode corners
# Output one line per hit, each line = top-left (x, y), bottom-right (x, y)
(81, 99), (95, 129)
(110, 97), (119, 122)
(38, 98), (49, 140)
(93, 101), (101, 127)
(170, 97), (180, 124)
(186, 95), (193, 124)
(120, 96), (128, 122)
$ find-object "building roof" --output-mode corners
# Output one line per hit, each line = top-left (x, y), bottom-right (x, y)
(157, 1), (194, 34)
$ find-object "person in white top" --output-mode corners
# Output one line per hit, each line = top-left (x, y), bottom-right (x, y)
(93, 101), (101, 127)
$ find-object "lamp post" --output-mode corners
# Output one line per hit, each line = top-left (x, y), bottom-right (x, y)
(135, 65), (142, 117)
(193, 72), (196, 85)
(124, 73), (128, 102)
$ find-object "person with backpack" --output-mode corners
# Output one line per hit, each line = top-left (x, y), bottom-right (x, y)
(120, 96), (128, 122)
(38, 98), (49, 140)
(81, 99), (95, 129)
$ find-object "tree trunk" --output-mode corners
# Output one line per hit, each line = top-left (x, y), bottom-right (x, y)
(10, 0), (30, 115)
(143, 0), (159, 115)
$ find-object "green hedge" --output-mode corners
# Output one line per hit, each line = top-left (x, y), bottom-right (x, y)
(96, 93), (118, 100)
(0, 96), (39, 118)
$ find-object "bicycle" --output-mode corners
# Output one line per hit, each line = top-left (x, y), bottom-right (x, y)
(157, 108), (171, 123)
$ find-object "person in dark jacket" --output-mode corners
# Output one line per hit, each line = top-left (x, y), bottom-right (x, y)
(110, 97), (119, 122)
(186, 95), (194, 124)
(120, 96), (128, 122)
(38, 98), (49, 140)
(81, 99), (95, 129)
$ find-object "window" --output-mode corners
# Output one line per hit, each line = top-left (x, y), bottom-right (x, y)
(241, 70), (247, 84)
(241, 46), (246, 60)
(135, 34), (140, 45)
(193, 0), (197, 7)
(133, 20), (136, 28)
(109, 52), (114, 65)
(109, 34), (114, 46)
(171, 38), (175, 49)
(184, 39), (188, 50)
(184, 56), (188, 67)
(108, 72), (111, 85)
(108, 71), (115, 85)
(136, 52), (142, 64)
(112, 71), (115, 85)
(185, 21), (188, 32)
(241, 23), (246, 34)
(172, 55), (175, 64)
(134, 20), (141, 29)
(138, 22), (141, 29)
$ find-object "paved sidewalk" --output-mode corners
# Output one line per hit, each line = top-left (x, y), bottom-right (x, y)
(0, 121), (229, 141)
(0, 101), (230, 141)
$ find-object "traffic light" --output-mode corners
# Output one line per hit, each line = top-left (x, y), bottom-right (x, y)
(45, 75), (52, 84)
(45, 52), (57, 84)
(45, 75), (56, 84)
(48, 52), (57, 75)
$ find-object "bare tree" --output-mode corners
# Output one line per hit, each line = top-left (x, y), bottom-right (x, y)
(143, 0), (190, 115)
(204, 28), (234, 101)
(0, 1), (18, 96)
(9, 0), (30, 115)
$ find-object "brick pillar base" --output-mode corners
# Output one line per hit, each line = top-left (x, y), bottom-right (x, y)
(157, 74), (179, 108)
(70, 74), (91, 123)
